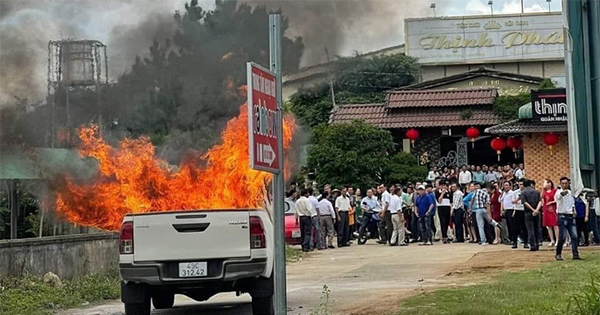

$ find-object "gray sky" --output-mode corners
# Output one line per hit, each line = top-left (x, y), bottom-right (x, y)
(0, 0), (562, 107)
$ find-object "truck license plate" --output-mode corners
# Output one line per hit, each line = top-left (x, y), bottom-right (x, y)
(292, 230), (301, 238)
(179, 262), (207, 278)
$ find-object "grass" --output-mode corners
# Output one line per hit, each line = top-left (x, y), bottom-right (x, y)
(286, 245), (304, 262)
(395, 252), (600, 315)
(0, 268), (120, 315)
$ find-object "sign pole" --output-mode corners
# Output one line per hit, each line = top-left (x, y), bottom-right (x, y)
(269, 14), (287, 315)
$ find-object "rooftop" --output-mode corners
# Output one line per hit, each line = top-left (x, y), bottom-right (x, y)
(385, 88), (497, 109)
(394, 67), (545, 91)
(484, 119), (567, 134)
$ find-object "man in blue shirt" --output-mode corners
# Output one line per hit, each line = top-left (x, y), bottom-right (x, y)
(415, 185), (436, 246)
(473, 165), (486, 186)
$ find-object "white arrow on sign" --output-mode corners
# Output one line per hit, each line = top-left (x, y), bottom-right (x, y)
(262, 143), (276, 166)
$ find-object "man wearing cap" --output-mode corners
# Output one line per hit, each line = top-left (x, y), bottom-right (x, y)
(415, 185), (435, 245)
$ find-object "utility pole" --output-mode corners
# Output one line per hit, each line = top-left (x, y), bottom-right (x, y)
(269, 14), (287, 315)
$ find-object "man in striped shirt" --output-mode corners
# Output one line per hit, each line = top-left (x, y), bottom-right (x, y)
(471, 183), (501, 245)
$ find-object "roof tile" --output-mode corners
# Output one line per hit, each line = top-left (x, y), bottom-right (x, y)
(329, 103), (499, 129)
(384, 88), (498, 109)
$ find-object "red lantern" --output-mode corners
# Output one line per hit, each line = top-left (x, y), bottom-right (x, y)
(490, 137), (507, 161)
(406, 128), (419, 147)
(466, 127), (480, 148)
(543, 133), (559, 156)
(507, 137), (523, 158)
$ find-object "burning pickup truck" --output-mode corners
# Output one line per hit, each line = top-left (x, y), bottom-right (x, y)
(118, 209), (274, 315)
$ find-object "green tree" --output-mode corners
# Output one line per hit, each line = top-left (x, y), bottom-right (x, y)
(382, 152), (428, 185)
(307, 121), (394, 190)
(288, 53), (419, 129)
(106, 0), (304, 161)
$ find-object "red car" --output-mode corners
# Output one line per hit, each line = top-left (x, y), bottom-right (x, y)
(284, 199), (317, 245)
(284, 199), (302, 245)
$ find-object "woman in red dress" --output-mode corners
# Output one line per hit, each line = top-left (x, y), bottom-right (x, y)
(488, 183), (502, 245)
(542, 179), (559, 246)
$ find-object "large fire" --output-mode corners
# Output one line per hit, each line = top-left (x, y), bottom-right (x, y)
(55, 105), (295, 231)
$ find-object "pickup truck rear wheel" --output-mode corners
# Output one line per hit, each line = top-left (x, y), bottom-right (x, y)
(152, 293), (175, 309)
(251, 295), (274, 315)
(124, 300), (150, 315)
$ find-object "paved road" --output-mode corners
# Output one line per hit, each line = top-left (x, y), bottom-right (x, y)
(61, 243), (514, 315)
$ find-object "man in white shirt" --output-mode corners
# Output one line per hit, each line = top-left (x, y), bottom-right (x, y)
(500, 181), (515, 245)
(318, 191), (336, 249)
(307, 188), (323, 251)
(388, 189), (406, 246)
(451, 183), (465, 243)
(514, 164), (525, 180)
(554, 177), (582, 260)
(335, 187), (352, 247)
(295, 189), (314, 252)
(511, 180), (528, 249)
(458, 165), (472, 190)
(378, 184), (394, 245)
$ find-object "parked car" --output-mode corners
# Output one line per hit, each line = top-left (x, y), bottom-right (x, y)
(119, 209), (274, 315)
(284, 199), (301, 245)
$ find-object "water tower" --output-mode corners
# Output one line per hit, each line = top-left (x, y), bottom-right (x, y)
(47, 40), (108, 147)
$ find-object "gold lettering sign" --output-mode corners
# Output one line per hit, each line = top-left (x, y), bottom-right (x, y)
(419, 30), (563, 51)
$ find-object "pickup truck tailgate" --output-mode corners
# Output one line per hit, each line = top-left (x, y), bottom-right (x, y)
(133, 211), (250, 262)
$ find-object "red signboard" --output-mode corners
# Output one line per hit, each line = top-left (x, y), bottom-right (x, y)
(247, 62), (280, 173)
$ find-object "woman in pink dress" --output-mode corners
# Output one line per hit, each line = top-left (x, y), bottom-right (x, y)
(542, 179), (559, 246)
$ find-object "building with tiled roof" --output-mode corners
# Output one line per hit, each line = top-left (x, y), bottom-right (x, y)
(330, 88), (503, 166)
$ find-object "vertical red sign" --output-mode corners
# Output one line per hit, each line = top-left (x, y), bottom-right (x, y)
(247, 62), (280, 173)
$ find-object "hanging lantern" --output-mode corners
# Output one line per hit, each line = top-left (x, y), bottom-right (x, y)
(543, 133), (559, 156)
(490, 137), (507, 161)
(405, 128), (419, 148)
(466, 127), (480, 148)
(507, 137), (523, 158)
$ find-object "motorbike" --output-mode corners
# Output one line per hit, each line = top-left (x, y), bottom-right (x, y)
(356, 210), (381, 245)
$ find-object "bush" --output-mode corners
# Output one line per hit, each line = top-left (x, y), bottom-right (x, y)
(0, 269), (120, 315)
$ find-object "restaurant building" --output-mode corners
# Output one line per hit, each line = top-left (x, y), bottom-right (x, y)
(328, 12), (567, 169)
(329, 68), (545, 167)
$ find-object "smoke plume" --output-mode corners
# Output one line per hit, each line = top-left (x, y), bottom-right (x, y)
(0, 0), (186, 109)
(245, 0), (430, 66)
(0, 0), (431, 109)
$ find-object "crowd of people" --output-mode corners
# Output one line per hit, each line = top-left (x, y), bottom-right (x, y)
(291, 163), (600, 261)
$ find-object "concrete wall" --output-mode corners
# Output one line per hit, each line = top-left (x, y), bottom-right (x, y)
(0, 233), (118, 280)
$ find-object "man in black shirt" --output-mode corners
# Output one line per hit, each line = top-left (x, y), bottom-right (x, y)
(520, 179), (542, 251)
(436, 180), (453, 244)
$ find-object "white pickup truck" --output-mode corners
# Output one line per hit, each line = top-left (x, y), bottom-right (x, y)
(118, 209), (274, 315)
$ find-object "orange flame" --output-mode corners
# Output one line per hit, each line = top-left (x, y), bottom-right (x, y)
(55, 105), (295, 231)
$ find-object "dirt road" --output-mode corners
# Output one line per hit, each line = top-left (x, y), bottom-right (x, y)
(60, 242), (569, 315)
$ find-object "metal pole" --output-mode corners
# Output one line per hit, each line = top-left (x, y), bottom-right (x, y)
(269, 14), (287, 315)
(521, 0), (524, 13)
